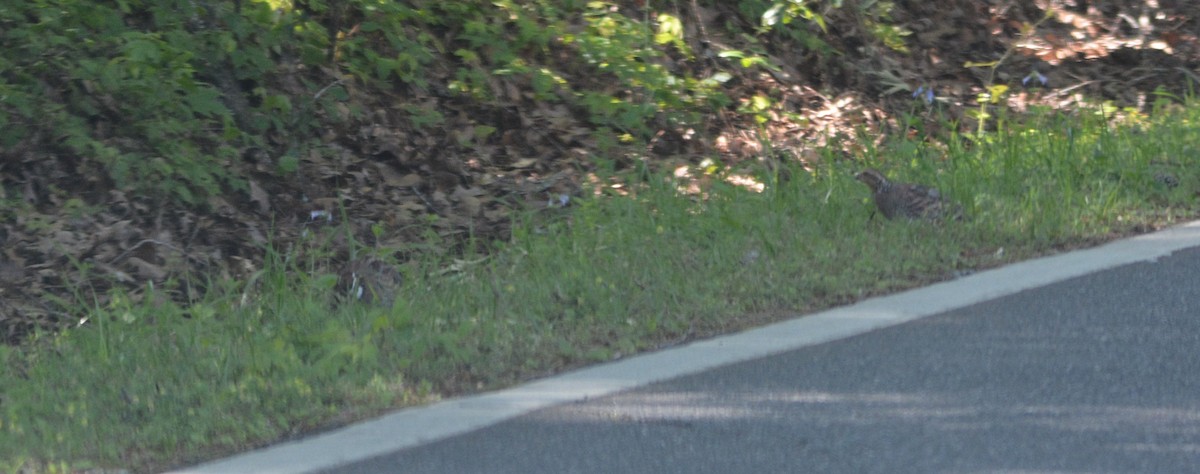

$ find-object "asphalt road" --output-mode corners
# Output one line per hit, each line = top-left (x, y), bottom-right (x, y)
(327, 249), (1200, 473)
(176, 222), (1200, 474)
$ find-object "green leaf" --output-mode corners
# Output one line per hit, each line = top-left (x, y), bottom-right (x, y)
(123, 37), (163, 64)
(186, 88), (229, 118)
(278, 154), (300, 174)
(654, 14), (683, 46)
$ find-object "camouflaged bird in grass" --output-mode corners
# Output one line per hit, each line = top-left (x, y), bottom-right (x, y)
(337, 257), (402, 307)
(855, 168), (962, 221)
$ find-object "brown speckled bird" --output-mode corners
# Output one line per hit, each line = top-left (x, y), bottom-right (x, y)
(337, 257), (402, 307)
(855, 168), (961, 221)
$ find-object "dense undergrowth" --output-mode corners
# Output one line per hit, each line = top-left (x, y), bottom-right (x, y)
(4, 0), (1200, 472)
(2, 0), (879, 342)
(0, 0), (805, 204)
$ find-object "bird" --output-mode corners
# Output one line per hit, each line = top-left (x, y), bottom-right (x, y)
(337, 257), (402, 307)
(855, 168), (961, 221)
(1153, 172), (1179, 189)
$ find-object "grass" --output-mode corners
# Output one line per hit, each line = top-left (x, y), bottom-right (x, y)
(2, 103), (1199, 473)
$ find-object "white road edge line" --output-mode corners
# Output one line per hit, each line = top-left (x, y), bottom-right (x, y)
(171, 220), (1200, 474)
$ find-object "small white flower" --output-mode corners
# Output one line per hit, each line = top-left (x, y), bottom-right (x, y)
(548, 194), (570, 207)
(309, 210), (333, 222)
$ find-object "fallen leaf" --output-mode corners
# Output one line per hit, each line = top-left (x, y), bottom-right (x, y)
(510, 158), (538, 169)
(391, 173), (423, 188)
